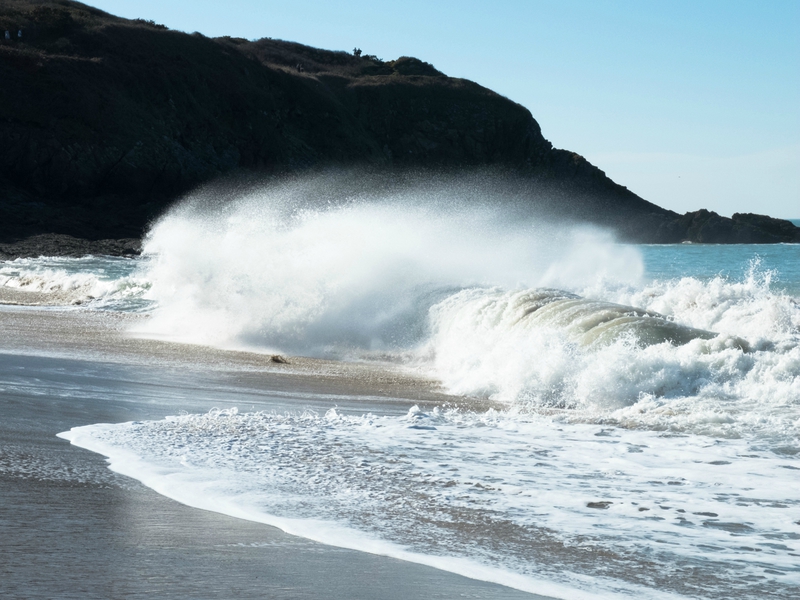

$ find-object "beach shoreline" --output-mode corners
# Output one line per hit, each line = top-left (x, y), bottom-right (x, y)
(4, 236), (798, 600)
(0, 305), (550, 600)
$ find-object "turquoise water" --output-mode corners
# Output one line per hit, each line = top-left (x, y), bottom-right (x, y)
(638, 243), (800, 295)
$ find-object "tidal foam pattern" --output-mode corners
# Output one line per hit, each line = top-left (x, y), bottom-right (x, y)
(62, 406), (800, 600)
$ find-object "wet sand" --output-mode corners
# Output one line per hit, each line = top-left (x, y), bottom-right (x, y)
(0, 305), (548, 599)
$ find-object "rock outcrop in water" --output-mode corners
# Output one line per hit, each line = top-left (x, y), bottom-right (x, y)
(1, 0), (798, 255)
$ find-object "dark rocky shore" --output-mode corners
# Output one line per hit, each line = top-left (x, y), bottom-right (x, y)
(0, 233), (141, 259)
(1, 0), (797, 258)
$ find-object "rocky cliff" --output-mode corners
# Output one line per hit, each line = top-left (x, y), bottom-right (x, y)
(0, 0), (797, 255)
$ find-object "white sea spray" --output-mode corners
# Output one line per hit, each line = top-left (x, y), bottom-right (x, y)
(127, 186), (800, 441)
(136, 190), (643, 354)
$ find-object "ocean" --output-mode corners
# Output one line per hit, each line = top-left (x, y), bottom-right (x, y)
(1, 195), (798, 600)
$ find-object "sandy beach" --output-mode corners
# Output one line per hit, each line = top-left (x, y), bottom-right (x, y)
(0, 305), (548, 599)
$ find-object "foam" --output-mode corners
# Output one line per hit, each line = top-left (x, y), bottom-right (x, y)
(425, 278), (798, 438)
(607, 259), (800, 341)
(60, 406), (799, 599)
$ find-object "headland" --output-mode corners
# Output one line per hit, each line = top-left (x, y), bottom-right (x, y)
(1, 0), (798, 257)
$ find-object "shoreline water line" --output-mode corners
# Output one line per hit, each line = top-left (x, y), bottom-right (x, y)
(58, 402), (798, 600)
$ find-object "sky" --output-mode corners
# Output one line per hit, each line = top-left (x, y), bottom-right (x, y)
(90, 0), (799, 218)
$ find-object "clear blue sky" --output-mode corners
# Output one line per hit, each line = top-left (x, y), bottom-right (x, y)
(90, 0), (799, 218)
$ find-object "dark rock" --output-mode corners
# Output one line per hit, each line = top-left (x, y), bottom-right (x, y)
(732, 213), (800, 242)
(657, 210), (800, 244)
(0, 233), (141, 259)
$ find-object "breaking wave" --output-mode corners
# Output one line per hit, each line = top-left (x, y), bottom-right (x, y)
(0, 256), (151, 310)
(128, 180), (799, 440)
(34, 176), (798, 600)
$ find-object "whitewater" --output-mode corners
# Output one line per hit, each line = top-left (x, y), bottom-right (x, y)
(3, 182), (799, 599)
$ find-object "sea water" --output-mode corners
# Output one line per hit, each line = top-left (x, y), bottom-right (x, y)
(3, 190), (798, 599)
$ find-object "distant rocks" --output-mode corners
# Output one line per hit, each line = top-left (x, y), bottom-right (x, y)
(658, 210), (800, 244)
(730, 213), (800, 242)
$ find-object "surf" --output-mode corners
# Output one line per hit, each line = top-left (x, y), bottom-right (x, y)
(15, 174), (795, 600)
